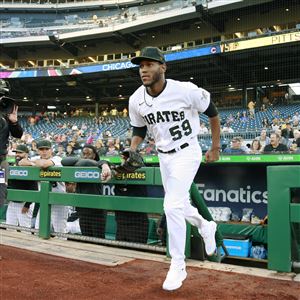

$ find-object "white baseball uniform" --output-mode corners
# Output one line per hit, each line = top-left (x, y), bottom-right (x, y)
(33, 156), (69, 235)
(6, 202), (34, 231)
(129, 79), (213, 268)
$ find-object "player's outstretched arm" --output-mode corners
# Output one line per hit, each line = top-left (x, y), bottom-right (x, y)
(205, 115), (221, 163)
(130, 135), (144, 151)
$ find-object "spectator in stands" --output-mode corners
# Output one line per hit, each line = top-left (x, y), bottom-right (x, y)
(95, 139), (107, 156)
(102, 109), (108, 118)
(122, 107), (128, 118)
(292, 118), (299, 130)
(29, 140), (38, 158)
(263, 133), (288, 153)
(289, 129), (300, 153)
(261, 118), (270, 129)
(61, 144), (112, 238)
(119, 138), (131, 153)
(125, 128), (132, 138)
(21, 133), (33, 145)
(281, 122), (294, 140)
(275, 128), (288, 145)
(247, 100), (256, 119)
(256, 129), (270, 149)
(86, 131), (94, 144)
(199, 123), (209, 134)
(292, 112), (300, 124)
(221, 123), (234, 133)
(240, 111), (248, 123)
(7, 141), (18, 156)
(223, 136), (247, 154)
(66, 144), (76, 157)
(71, 124), (78, 131)
(110, 107), (118, 118)
(60, 134), (68, 149)
(249, 139), (262, 154)
(143, 137), (157, 155)
(272, 109), (281, 118)
(289, 142), (300, 153)
(81, 122), (88, 132)
(260, 104), (267, 112)
(69, 135), (81, 151)
(106, 139), (119, 156)
(103, 130), (112, 138)
(293, 129), (300, 146)
(55, 144), (66, 158)
(271, 118), (280, 131)
(262, 96), (270, 108)
(226, 114), (235, 125)
(114, 137), (121, 152)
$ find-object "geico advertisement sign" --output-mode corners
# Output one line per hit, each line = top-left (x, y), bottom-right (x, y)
(74, 170), (100, 179)
(10, 169), (28, 177)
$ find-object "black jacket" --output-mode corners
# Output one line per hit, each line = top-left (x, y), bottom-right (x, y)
(0, 117), (23, 155)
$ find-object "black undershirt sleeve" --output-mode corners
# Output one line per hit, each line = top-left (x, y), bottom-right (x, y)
(203, 101), (219, 118)
(132, 126), (147, 139)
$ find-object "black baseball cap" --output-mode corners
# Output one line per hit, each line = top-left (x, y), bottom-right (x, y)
(37, 140), (52, 149)
(13, 144), (29, 153)
(131, 47), (165, 65)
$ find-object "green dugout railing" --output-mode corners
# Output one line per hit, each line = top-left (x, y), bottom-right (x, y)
(267, 165), (300, 272)
(7, 166), (223, 259)
(101, 154), (300, 165)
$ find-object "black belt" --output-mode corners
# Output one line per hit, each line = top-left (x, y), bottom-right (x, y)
(157, 143), (189, 154)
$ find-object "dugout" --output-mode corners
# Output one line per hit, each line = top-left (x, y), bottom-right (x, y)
(2, 154), (300, 272)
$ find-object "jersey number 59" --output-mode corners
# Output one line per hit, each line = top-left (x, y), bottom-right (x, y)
(169, 119), (192, 141)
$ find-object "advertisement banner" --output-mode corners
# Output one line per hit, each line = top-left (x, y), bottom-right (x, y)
(195, 164), (267, 219)
(103, 163), (269, 220)
(0, 44), (220, 79)
(221, 31), (300, 53)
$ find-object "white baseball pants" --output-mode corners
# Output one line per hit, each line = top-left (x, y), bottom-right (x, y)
(35, 204), (69, 234)
(158, 138), (210, 268)
(6, 202), (34, 230)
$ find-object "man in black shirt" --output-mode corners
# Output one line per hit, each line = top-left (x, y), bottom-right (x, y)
(263, 133), (289, 153)
(6, 144), (38, 230)
(62, 144), (112, 238)
(0, 79), (23, 206)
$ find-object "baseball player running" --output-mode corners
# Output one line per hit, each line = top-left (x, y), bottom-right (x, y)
(129, 47), (221, 291)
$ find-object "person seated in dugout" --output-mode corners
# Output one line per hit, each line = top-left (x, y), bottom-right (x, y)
(61, 144), (112, 238)
(114, 184), (149, 243)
